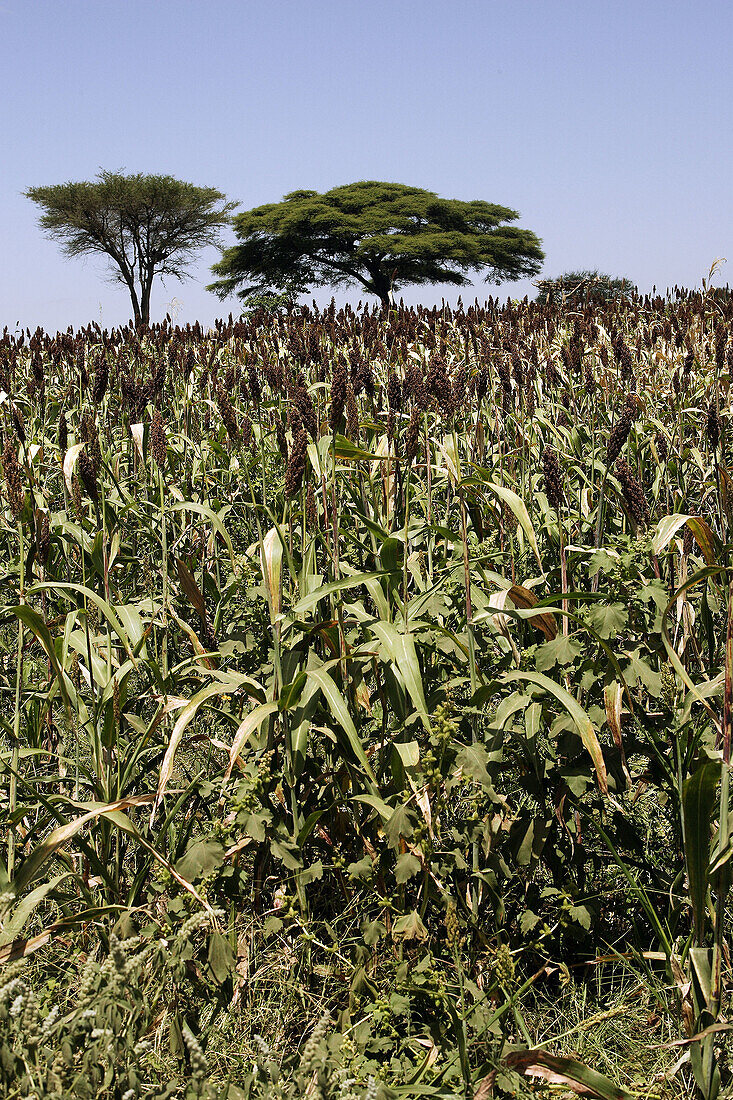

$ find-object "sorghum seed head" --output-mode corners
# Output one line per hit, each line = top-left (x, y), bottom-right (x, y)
(405, 408), (421, 464)
(37, 513), (50, 566)
(58, 410), (68, 452)
(616, 457), (650, 527)
(306, 481), (317, 527)
(284, 423), (308, 498)
(606, 402), (633, 466)
(706, 397), (722, 452)
(242, 414), (253, 451)
(78, 449), (99, 505)
(387, 368), (402, 412)
(216, 381), (239, 442)
(91, 356), (109, 405)
(330, 360), (347, 432)
(11, 404), (25, 445)
(452, 363), (467, 410)
(542, 447), (564, 510)
(346, 383), (359, 441)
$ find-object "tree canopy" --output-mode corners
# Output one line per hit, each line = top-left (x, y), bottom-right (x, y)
(26, 171), (236, 325)
(208, 181), (544, 308)
(535, 269), (636, 306)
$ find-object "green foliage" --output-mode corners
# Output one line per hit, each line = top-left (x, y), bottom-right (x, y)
(237, 282), (303, 316)
(535, 269), (635, 306)
(208, 181), (544, 306)
(26, 171), (236, 325)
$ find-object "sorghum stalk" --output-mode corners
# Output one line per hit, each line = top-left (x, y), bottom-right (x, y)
(8, 519), (24, 878)
(424, 419), (433, 582)
(711, 575), (732, 1022)
(158, 467), (168, 681)
(402, 459), (411, 630)
(543, 446), (569, 633)
(458, 461), (481, 918)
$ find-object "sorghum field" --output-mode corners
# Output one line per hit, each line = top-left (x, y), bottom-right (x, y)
(1, 287), (732, 1099)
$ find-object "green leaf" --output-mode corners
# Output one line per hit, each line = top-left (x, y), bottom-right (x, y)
(9, 795), (156, 899)
(455, 743), (493, 788)
(305, 665), (377, 787)
(28, 582), (136, 659)
(292, 570), (388, 615)
(269, 840), (302, 870)
(586, 602), (628, 639)
(5, 605), (71, 710)
(348, 856), (374, 882)
(379, 537), (403, 574)
(624, 651), (662, 697)
(503, 670), (608, 795)
(175, 839), (225, 882)
(351, 794), (393, 821)
(395, 740), (420, 768)
(157, 681), (247, 807)
(279, 671), (307, 712)
(486, 482), (543, 572)
(395, 852), (422, 883)
(384, 803), (415, 847)
(170, 500), (235, 568)
(535, 634), (583, 670)
(0, 874), (72, 944)
(333, 434), (389, 462)
(371, 622), (431, 731)
(362, 919), (387, 945)
(208, 931), (235, 984)
(588, 549), (621, 577)
(567, 903), (592, 930)
(682, 759), (721, 940)
(299, 859), (323, 885)
(514, 816), (551, 868)
(520, 910), (541, 935)
(169, 1013), (184, 1057)
(226, 702), (279, 779)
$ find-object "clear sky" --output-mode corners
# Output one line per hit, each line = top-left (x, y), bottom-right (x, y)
(2, 0), (732, 330)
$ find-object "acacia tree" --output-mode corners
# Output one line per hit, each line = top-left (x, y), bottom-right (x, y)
(26, 171), (236, 326)
(535, 270), (636, 306)
(208, 181), (543, 308)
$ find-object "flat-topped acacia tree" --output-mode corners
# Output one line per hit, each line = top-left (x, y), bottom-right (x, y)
(208, 181), (544, 309)
(26, 171), (236, 326)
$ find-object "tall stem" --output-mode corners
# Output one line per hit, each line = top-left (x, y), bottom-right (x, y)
(159, 467), (168, 682)
(8, 520), (25, 878)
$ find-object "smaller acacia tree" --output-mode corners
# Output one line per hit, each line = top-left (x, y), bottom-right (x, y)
(26, 171), (236, 326)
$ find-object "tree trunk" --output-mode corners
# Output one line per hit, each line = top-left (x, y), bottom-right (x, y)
(139, 272), (155, 327)
(140, 285), (151, 327)
(371, 270), (394, 311)
(127, 284), (142, 327)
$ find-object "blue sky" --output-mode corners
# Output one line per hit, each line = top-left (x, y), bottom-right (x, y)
(2, 0), (732, 329)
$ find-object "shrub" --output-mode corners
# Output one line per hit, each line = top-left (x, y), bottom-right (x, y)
(535, 269), (635, 305)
